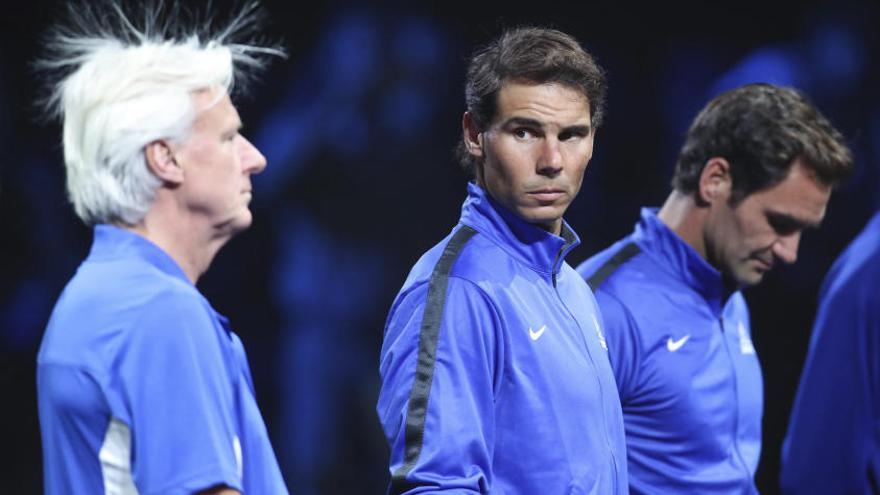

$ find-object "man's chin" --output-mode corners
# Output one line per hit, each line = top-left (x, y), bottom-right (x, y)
(520, 204), (567, 222)
(216, 212), (253, 238)
(519, 213), (563, 233)
(232, 215), (253, 234)
(736, 269), (766, 288)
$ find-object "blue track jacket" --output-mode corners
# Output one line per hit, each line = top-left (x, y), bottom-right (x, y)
(577, 208), (762, 494)
(377, 183), (628, 494)
(781, 211), (880, 493)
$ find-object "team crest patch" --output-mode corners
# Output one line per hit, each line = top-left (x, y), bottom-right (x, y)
(591, 314), (608, 351)
(737, 321), (755, 355)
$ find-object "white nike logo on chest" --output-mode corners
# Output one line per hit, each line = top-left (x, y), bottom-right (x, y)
(666, 334), (690, 352)
(529, 325), (547, 341)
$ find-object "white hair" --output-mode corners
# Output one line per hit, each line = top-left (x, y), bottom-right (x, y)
(37, 1), (285, 226)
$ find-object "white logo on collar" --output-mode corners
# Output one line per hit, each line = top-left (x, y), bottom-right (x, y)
(667, 334), (690, 352)
(737, 321), (756, 355)
(529, 325), (547, 341)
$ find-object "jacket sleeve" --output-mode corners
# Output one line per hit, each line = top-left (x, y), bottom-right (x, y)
(593, 289), (642, 402)
(377, 277), (504, 494)
(780, 268), (880, 494)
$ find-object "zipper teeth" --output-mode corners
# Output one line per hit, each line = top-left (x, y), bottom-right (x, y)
(551, 240), (619, 487)
(554, 281), (619, 487)
(720, 317), (751, 483)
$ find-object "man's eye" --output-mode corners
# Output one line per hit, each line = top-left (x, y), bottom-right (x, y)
(559, 129), (588, 141)
(513, 128), (534, 139)
(768, 215), (799, 235)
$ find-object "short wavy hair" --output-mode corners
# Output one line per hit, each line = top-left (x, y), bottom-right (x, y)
(456, 26), (606, 179)
(672, 83), (853, 202)
(37, 1), (285, 226)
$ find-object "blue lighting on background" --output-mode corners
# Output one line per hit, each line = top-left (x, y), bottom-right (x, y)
(709, 46), (803, 97)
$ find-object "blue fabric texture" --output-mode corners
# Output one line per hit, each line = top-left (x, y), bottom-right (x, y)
(577, 208), (762, 494)
(377, 183), (628, 494)
(37, 225), (288, 494)
(781, 211), (880, 494)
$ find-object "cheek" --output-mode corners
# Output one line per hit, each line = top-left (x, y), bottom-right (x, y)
(571, 156), (589, 177)
(732, 215), (775, 255)
(561, 147), (592, 183)
(487, 143), (530, 182)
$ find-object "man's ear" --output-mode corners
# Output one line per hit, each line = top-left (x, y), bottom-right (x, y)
(462, 112), (484, 159)
(697, 157), (732, 205)
(144, 140), (183, 185)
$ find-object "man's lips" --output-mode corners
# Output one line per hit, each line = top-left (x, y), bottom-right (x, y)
(527, 189), (566, 202)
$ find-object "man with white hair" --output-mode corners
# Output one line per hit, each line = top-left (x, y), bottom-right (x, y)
(35, 3), (287, 494)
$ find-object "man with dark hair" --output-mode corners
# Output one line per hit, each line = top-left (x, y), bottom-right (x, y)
(781, 209), (880, 494)
(577, 83), (852, 493)
(377, 26), (627, 493)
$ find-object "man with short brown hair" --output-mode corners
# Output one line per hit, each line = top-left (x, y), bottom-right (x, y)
(578, 83), (852, 494)
(377, 26), (627, 494)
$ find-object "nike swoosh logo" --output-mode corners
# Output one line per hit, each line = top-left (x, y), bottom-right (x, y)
(666, 334), (690, 352)
(529, 325), (547, 341)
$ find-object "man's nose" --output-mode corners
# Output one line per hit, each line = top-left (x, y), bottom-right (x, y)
(772, 232), (801, 264)
(239, 135), (267, 174)
(537, 138), (563, 176)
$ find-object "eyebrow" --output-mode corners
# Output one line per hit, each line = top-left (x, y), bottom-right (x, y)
(501, 117), (592, 134)
(767, 210), (821, 230)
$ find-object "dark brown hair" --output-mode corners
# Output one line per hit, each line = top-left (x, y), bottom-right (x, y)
(672, 83), (853, 202)
(457, 26), (606, 178)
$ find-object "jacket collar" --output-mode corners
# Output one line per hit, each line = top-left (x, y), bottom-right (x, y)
(459, 182), (580, 276)
(634, 208), (728, 314)
(88, 224), (192, 286)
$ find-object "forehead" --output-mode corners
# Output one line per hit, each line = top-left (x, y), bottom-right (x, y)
(741, 159), (832, 223)
(493, 81), (591, 124)
(190, 88), (240, 131)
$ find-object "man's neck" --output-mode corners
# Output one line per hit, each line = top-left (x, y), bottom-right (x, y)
(125, 202), (228, 284)
(657, 190), (708, 260)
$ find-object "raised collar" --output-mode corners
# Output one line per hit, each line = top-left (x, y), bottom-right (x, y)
(88, 224), (192, 286)
(459, 182), (580, 276)
(634, 207), (727, 314)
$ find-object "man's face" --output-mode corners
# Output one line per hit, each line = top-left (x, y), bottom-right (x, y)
(174, 89), (266, 237)
(704, 159), (831, 286)
(466, 82), (594, 235)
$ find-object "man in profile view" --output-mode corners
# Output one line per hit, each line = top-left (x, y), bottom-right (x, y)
(36, 2), (288, 493)
(578, 83), (852, 493)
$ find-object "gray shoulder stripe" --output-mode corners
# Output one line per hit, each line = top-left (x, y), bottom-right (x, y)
(587, 242), (641, 291)
(390, 225), (478, 493)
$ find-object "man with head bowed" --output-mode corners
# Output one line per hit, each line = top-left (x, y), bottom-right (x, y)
(578, 83), (852, 493)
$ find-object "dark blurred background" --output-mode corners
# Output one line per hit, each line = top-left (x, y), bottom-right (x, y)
(2, 1), (878, 493)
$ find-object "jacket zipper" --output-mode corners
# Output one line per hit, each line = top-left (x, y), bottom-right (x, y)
(719, 316), (752, 488)
(552, 244), (620, 491)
